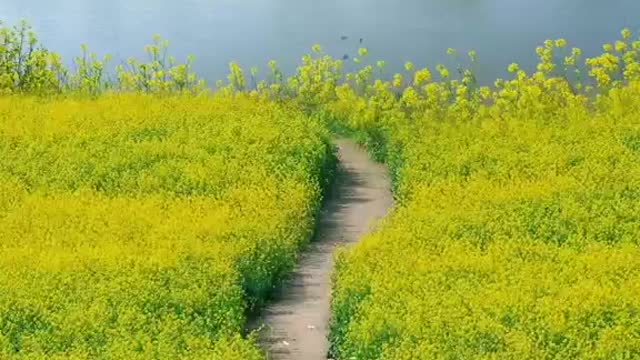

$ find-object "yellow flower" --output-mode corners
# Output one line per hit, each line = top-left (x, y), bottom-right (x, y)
(413, 68), (432, 86)
(393, 73), (404, 88)
(404, 61), (414, 72)
(0, 94), (334, 358)
(436, 64), (450, 78)
(572, 47), (582, 57)
(468, 50), (477, 62)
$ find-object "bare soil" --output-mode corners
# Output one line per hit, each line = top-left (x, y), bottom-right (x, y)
(249, 139), (393, 360)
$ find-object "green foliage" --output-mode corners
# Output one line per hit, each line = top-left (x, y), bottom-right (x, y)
(0, 20), (64, 95)
(0, 21), (206, 95)
(116, 35), (205, 94)
(67, 44), (112, 96)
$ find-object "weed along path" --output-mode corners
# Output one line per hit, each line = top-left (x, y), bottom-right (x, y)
(250, 139), (394, 360)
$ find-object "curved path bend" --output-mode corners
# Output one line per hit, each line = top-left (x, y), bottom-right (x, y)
(250, 139), (394, 360)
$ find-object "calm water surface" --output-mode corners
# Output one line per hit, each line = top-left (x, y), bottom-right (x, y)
(1, 0), (639, 83)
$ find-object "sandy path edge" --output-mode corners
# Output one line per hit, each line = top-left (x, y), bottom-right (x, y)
(248, 139), (394, 360)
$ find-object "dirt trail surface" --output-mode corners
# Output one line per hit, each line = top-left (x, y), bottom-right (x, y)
(250, 139), (394, 360)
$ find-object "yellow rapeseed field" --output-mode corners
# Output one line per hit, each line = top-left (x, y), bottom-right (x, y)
(0, 94), (334, 359)
(2, 19), (640, 359)
(327, 32), (640, 359)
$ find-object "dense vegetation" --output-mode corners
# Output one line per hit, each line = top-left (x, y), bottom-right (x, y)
(328, 69), (640, 360)
(0, 95), (334, 359)
(2, 19), (640, 359)
(322, 36), (640, 359)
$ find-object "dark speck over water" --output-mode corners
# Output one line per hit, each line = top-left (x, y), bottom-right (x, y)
(0, 0), (639, 84)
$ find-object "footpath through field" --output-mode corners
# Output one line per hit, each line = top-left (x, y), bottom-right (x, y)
(250, 139), (393, 360)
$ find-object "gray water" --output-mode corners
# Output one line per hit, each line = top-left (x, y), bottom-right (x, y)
(1, 0), (639, 84)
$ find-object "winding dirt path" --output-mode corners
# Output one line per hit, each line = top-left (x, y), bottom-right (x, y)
(250, 139), (393, 360)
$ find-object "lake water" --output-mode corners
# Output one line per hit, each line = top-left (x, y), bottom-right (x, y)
(1, 0), (639, 84)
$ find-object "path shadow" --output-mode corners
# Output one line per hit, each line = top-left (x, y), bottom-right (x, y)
(245, 140), (393, 360)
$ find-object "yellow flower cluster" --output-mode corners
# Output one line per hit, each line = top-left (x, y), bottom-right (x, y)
(324, 32), (640, 359)
(0, 94), (334, 359)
